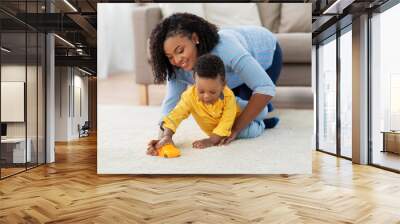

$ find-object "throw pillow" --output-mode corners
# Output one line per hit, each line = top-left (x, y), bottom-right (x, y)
(257, 3), (281, 33)
(278, 3), (312, 33)
(159, 3), (205, 19)
(204, 3), (262, 28)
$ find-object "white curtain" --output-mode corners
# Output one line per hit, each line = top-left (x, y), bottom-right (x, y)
(97, 4), (137, 79)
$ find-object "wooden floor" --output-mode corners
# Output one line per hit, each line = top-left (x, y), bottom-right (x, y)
(1, 167), (26, 178)
(1, 135), (400, 223)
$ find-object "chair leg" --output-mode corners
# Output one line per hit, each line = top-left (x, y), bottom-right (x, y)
(139, 84), (149, 105)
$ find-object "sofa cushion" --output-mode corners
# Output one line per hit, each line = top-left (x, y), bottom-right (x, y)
(204, 3), (262, 28)
(133, 6), (163, 85)
(277, 64), (311, 87)
(278, 3), (312, 33)
(275, 33), (311, 63)
(159, 3), (205, 19)
(257, 3), (281, 33)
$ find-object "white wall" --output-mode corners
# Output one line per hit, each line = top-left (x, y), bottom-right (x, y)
(55, 67), (89, 141)
(1, 65), (26, 141)
(1, 64), (46, 164)
(55, 67), (69, 141)
(71, 74), (89, 138)
(1, 64), (26, 122)
(1, 65), (39, 137)
(97, 3), (137, 79)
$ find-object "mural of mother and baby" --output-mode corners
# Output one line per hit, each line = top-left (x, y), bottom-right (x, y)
(146, 13), (283, 155)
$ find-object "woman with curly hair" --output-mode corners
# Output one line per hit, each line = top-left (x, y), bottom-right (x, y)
(148, 12), (282, 148)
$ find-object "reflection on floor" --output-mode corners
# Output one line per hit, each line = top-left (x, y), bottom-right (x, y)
(0, 167), (25, 178)
(0, 162), (43, 178)
(373, 150), (400, 171)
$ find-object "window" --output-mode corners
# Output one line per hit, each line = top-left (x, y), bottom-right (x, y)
(0, 2), (47, 179)
(317, 36), (337, 154)
(370, 2), (400, 171)
(339, 28), (352, 158)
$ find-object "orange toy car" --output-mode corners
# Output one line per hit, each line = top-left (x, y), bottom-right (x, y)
(157, 144), (181, 158)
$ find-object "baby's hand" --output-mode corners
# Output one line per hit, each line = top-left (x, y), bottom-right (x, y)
(146, 136), (174, 156)
(192, 138), (215, 149)
(156, 136), (173, 148)
(147, 139), (160, 156)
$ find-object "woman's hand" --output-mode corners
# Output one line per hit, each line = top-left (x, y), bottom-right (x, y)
(193, 134), (225, 149)
(233, 94), (271, 134)
(220, 131), (238, 145)
(146, 136), (174, 156)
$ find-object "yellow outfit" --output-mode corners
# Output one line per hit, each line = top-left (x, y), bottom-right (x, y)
(163, 86), (241, 137)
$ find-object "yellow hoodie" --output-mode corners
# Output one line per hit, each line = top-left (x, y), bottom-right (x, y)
(163, 85), (241, 137)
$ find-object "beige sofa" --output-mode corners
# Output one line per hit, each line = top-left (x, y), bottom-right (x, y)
(133, 3), (312, 105)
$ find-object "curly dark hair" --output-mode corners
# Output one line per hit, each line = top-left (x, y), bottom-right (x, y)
(149, 13), (219, 83)
(193, 54), (225, 82)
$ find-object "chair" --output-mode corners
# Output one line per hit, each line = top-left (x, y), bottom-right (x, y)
(79, 121), (90, 138)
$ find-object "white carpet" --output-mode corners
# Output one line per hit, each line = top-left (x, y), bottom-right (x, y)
(98, 105), (313, 174)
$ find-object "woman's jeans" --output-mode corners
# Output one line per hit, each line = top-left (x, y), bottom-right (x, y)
(236, 97), (267, 139)
(232, 42), (283, 112)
